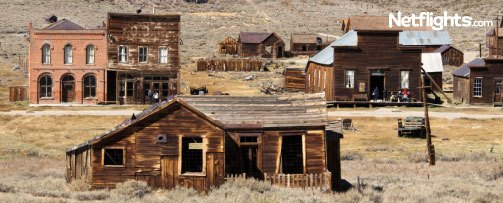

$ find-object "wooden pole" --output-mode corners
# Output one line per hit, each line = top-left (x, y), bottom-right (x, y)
(421, 73), (435, 166)
(421, 67), (451, 104)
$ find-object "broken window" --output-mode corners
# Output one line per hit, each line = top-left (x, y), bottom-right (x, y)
(64, 44), (73, 64)
(400, 71), (410, 89)
(104, 148), (124, 166)
(139, 46), (148, 63)
(119, 45), (128, 63)
(42, 44), (51, 64)
(281, 135), (303, 174)
(181, 137), (203, 173)
(159, 47), (168, 64)
(39, 74), (52, 98)
(302, 45), (308, 52)
(473, 77), (482, 97)
(83, 75), (96, 98)
(86, 45), (95, 64)
(345, 70), (354, 88)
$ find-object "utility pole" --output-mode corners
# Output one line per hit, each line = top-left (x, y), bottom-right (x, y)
(496, 16), (500, 58)
(421, 67), (435, 166)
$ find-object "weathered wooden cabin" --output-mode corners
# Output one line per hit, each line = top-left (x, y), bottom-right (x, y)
(486, 27), (503, 57)
(217, 36), (239, 55)
(290, 34), (323, 56)
(452, 58), (503, 105)
(66, 94), (341, 191)
(238, 32), (285, 58)
(106, 13), (180, 105)
(433, 45), (464, 67)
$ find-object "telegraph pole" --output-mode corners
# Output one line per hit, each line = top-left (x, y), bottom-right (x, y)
(421, 66), (435, 165)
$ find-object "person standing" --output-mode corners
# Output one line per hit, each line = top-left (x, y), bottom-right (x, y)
(372, 87), (379, 102)
(153, 91), (159, 103)
(148, 89), (153, 105)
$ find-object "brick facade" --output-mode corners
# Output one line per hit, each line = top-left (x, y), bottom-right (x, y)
(28, 21), (107, 104)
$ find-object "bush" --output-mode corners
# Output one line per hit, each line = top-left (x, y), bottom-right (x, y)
(72, 191), (110, 201)
(0, 183), (16, 193)
(111, 180), (151, 200)
(341, 152), (363, 161)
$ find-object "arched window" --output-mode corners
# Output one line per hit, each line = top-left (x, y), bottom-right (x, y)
(64, 44), (73, 64)
(42, 44), (51, 64)
(86, 45), (95, 64)
(83, 75), (96, 98)
(39, 74), (52, 98)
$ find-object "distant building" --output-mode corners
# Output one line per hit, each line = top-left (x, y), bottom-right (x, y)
(341, 15), (431, 34)
(217, 36), (239, 55)
(486, 27), (503, 57)
(433, 45), (464, 67)
(290, 34), (324, 56)
(27, 19), (107, 104)
(238, 32), (284, 58)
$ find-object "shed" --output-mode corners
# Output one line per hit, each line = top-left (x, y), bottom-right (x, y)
(217, 36), (239, 55)
(433, 45), (464, 66)
(238, 32), (285, 58)
(421, 53), (444, 92)
(66, 94), (341, 191)
(290, 34), (323, 56)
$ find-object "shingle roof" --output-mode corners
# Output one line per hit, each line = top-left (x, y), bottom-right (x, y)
(67, 94), (328, 153)
(399, 31), (451, 45)
(291, 34), (318, 44)
(239, 32), (273, 43)
(346, 15), (432, 31)
(43, 19), (85, 30)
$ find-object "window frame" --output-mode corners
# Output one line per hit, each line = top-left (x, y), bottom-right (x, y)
(39, 74), (53, 98)
(86, 45), (95, 65)
(473, 77), (483, 98)
(138, 46), (148, 63)
(102, 147), (126, 167)
(159, 47), (168, 64)
(118, 45), (128, 63)
(64, 44), (73, 65)
(83, 75), (97, 98)
(344, 70), (355, 89)
(400, 70), (410, 89)
(278, 134), (306, 174)
(42, 44), (51, 64)
(178, 135), (206, 176)
(495, 81), (502, 95)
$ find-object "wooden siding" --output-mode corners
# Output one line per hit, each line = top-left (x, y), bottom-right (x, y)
(305, 62), (334, 101)
(290, 43), (319, 56)
(284, 68), (306, 91)
(468, 60), (503, 104)
(218, 37), (239, 55)
(196, 58), (263, 72)
(453, 76), (470, 104)
(333, 32), (422, 101)
(441, 47), (464, 67)
(239, 34), (285, 58)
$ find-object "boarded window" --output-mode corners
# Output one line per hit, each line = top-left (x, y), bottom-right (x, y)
(159, 47), (168, 64)
(42, 44), (51, 64)
(139, 46), (148, 63)
(83, 75), (96, 98)
(345, 70), (354, 88)
(39, 74), (52, 98)
(104, 148), (124, 166)
(86, 45), (95, 64)
(119, 45), (128, 63)
(181, 137), (203, 173)
(281, 135), (303, 174)
(64, 44), (73, 64)
(400, 71), (410, 89)
(473, 77), (482, 97)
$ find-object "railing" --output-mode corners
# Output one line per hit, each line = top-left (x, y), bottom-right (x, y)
(264, 172), (331, 191)
(196, 58), (263, 72)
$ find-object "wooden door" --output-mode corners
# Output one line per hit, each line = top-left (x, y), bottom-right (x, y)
(62, 82), (74, 102)
(161, 156), (178, 189)
(495, 80), (502, 103)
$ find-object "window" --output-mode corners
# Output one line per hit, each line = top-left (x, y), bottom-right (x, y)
(281, 135), (303, 174)
(240, 136), (258, 143)
(496, 81), (501, 95)
(64, 44), (73, 64)
(86, 45), (95, 64)
(139, 46), (148, 63)
(301, 45), (307, 52)
(400, 71), (410, 89)
(159, 47), (168, 64)
(118, 45), (128, 63)
(473, 77), (482, 97)
(83, 75), (96, 98)
(42, 44), (51, 64)
(103, 148), (124, 166)
(181, 137), (203, 173)
(344, 70), (354, 88)
(39, 74), (52, 98)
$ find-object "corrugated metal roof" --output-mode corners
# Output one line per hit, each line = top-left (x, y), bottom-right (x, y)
(44, 19), (85, 30)
(452, 63), (470, 77)
(308, 31), (356, 65)
(399, 31), (451, 45)
(421, 53), (443, 72)
(239, 32), (272, 44)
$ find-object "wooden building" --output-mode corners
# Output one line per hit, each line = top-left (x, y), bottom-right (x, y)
(433, 45), (464, 67)
(290, 34), (323, 56)
(283, 67), (306, 91)
(238, 32), (284, 58)
(341, 15), (431, 34)
(27, 19), (107, 104)
(217, 36), (239, 55)
(421, 53), (444, 92)
(486, 27), (503, 57)
(66, 94), (341, 191)
(106, 13), (180, 105)
(452, 58), (503, 105)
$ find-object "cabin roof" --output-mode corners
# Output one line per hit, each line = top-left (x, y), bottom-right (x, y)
(486, 27), (503, 37)
(421, 53), (443, 73)
(239, 32), (273, 43)
(345, 15), (432, 31)
(434, 45), (453, 53)
(399, 31), (451, 45)
(291, 34), (318, 44)
(43, 19), (85, 30)
(308, 30), (357, 65)
(452, 58), (487, 77)
(67, 94), (328, 153)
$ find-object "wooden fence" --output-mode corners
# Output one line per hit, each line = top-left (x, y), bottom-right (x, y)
(196, 58), (263, 72)
(284, 68), (306, 91)
(264, 172), (331, 191)
(9, 86), (28, 102)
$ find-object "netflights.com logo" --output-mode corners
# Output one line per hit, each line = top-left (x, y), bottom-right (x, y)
(389, 11), (494, 31)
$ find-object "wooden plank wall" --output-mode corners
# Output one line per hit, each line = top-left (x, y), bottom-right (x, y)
(469, 60), (503, 104)
(284, 68), (306, 91)
(453, 76), (470, 104)
(443, 48), (464, 67)
(218, 37), (239, 55)
(305, 63), (333, 101)
(66, 146), (92, 183)
(290, 43), (318, 56)
(196, 58), (263, 72)
(9, 86), (28, 102)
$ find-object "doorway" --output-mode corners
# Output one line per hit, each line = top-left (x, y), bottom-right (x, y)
(369, 70), (385, 100)
(277, 46), (283, 58)
(495, 80), (502, 103)
(61, 75), (75, 103)
(240, 146), (260, 178)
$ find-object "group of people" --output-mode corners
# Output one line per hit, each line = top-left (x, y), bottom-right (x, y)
(147, 89), (160, 105)
(371, 87), (411, 102)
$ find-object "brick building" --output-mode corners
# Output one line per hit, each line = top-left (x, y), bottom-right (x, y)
(28, 19), (107, 104)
